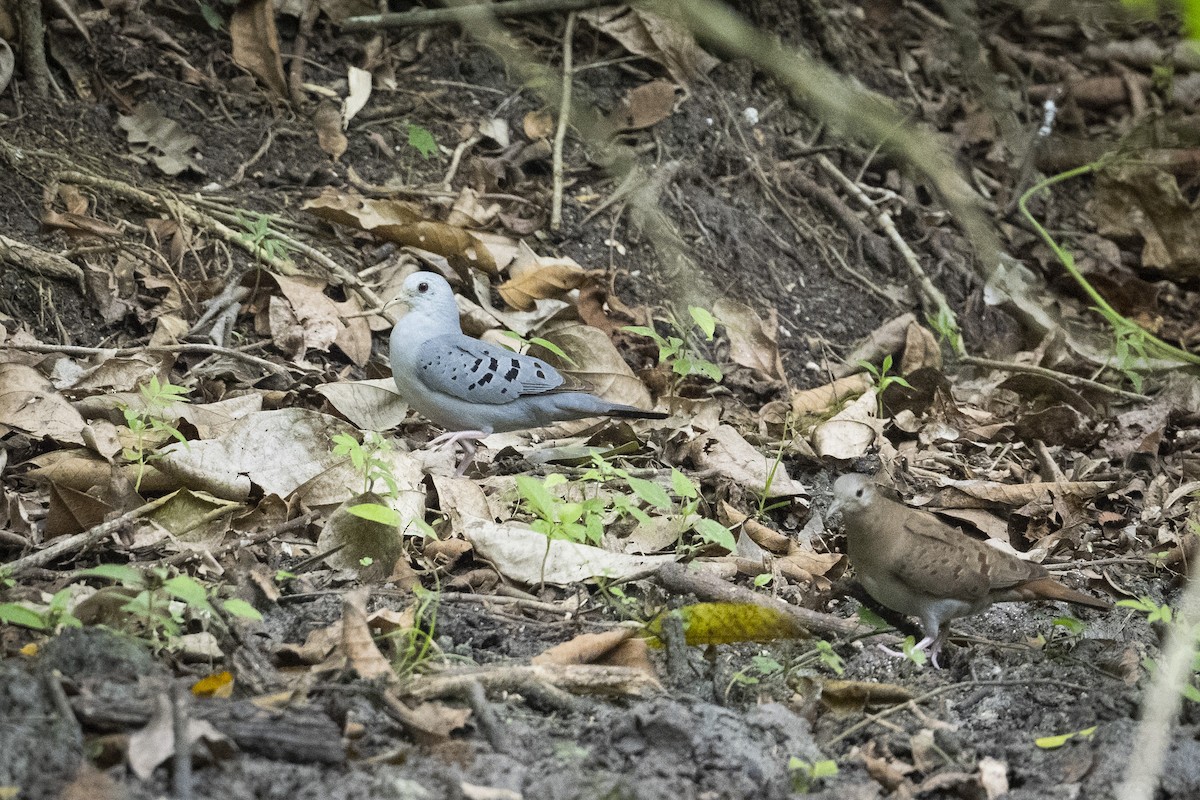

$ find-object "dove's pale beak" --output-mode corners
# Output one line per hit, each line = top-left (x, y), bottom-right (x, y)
(828, 496), (844, 518)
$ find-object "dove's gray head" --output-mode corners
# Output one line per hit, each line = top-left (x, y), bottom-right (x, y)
(391, 271), (460, 330)
(829, 473), (877, 517)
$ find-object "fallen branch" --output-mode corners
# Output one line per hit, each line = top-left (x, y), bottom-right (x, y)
(655, 562), (881, 642)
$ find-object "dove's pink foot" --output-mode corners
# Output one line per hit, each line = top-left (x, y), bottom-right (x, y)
(426, 430), (487, 476)
(878, 633), (943, 669)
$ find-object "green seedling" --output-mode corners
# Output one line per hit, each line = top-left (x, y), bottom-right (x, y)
(788, 758), (838, 793)
(756, 414), (795, 518)
(333, 432), (436, 537)
(813, 639), (845, 676)
(387, 586), (446, 681)
(234, 211), (294, 262)
(407, 124), (438, 159)
(517, 473), (608, 546)
(858, 354), (912, 418)
(1019, 163), (1200, 387)
(726, 653), (784, 698)
(0, 587), (82, 632)
(899, 635), (928, 667)
(1118, 595), (1174, 625)
(1, 564), (261, 649)
(624, 306), (723, 396)
(120, 376), (191, 491)
(926, 306), (963, 353)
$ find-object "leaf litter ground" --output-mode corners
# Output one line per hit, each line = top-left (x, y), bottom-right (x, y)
(1, 3), (1200, 799)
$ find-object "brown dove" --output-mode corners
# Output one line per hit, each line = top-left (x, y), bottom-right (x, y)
(829, 473), (1111, 668)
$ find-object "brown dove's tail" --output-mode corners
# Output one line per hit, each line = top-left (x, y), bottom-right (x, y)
(1020, 577), (1113, 610)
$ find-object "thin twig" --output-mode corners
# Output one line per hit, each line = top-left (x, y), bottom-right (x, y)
(1, 341), (292, 377)
(816, 154), (962, 352)
(959, 354), (1145, 401)
(4, 493), (178, 577)
(550, 12), (576, 230)
(826, 677), (1096, 747)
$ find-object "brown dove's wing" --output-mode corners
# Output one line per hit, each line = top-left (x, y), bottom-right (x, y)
(892, 510), (1046, 601)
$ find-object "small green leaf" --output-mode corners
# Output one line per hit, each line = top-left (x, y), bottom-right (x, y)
(689, 306), (717, 339)
(348, 503), (404, 527)
(529, 337), (579, 367)
(627, 476), (672, 510)
(0, 603), (48, 630)
(693, 518), (736, 552)
(670, 468), (697, 499)
(695, 359), (723, 382)
(857, 607), (889, 629)
(163, 576), (214, 615)
(77, 564), (147, 587)
(1052, 616), (1086, 636)
(407, 124), (438, 158)
(222, 598), (263, 621)
(753, 573), (773, 587)
(198, 2), (225, 30)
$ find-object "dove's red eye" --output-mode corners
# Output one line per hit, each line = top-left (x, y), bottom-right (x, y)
(418, 282), (430, 293)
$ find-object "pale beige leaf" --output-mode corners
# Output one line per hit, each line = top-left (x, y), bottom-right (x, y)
(230, 0), (287, 96)
(463, 519), (675, 586)
(811, 390), (879, 459)
(713, 297), (786, 381)
(0, 363), (86, 445)
(683, 425), (806, 499)
(156, 408), (355, 501)
(316, 379), (409, 431)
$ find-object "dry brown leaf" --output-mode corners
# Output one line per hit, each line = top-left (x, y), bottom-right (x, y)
(535, 322), (654, 409)
(523, 109), (554, 139)
(713, 297), (787, 382)
(312, 101), (348, 161)
(44, 482), (112, 538)
(1094, 164), (1200, 278)
(156, 408), (355, 501)
(230, 0), (287, 96)
(128, 694), (233, 781)
(462, 518), (674, 586)
(316, 379), (409, 431)
(316, 491), (409, 582)
(811, 390), (878, 460)
(899, 322), (942, 374)
(0, 363), (86, 445)
(533, 628), (639, 666)
(304, 189), (513, 274)
(341, 587), (396, 681)
(790, 373), (872, 417)
(608, 79), (678, 131)
(580, 7), (718, 86)
(498, 259), (588, 311)
(683, 425), (807, 499)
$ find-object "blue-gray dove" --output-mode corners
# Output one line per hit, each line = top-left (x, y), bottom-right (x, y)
(388, 272), (667, 475)
(829, 473), (1110, 668)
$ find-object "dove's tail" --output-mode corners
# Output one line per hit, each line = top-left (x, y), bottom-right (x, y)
(603, 404), (669, 420)
(1019, 577), (1113, 610)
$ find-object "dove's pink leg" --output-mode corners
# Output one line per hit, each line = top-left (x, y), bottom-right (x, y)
(878, 628), (947, 669)
(425, 430), (487, 476)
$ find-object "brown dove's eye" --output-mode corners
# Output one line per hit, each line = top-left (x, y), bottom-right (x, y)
(418, 282), (430, 293)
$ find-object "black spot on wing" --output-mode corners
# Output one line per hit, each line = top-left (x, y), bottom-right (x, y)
(505, 358), (520, 382)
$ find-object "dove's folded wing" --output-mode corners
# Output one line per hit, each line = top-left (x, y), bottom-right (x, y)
(416, 334), (580, 404)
